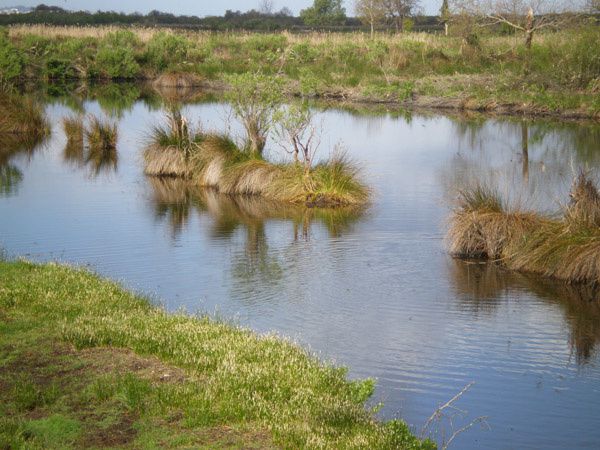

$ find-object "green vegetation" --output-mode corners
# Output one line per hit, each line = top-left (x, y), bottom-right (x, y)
(2, 25), (599, 118)
(448, 172), (600, 285)
(0, 260), (434, 449)
(143, 89), (369, 207)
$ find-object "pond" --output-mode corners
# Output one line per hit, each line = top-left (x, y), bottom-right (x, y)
(2, 88), (600, 449)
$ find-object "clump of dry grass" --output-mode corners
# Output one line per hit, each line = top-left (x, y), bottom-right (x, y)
(144, 145), (190, 177)
(448, 185), (543, 259)
(565, 171), (600, 229)
(143, 111), (203, 177)
(86, 115), (117, 153)
(145, 123), (369, 207)
(0, 93), (50, 139)
(448, 174), (600, 285)
(62, 115), (84, 162)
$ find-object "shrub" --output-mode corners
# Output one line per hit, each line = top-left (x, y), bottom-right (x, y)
(145, 32), (190, 71)
(95, 45), (140, 79)
(0, 31), (22, 81)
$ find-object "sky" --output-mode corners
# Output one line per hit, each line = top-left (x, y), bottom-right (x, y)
(0, 0), (443, 16)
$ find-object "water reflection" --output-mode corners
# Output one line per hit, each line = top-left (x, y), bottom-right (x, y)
(146, 176), (366, 240)
(449, 259), (600, 364)
(0, 165), (23, 197)
(440, 118), (600, 212)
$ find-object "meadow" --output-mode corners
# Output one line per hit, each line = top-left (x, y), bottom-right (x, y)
(1, 24), (599, 119)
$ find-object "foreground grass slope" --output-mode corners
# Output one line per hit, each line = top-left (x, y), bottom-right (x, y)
(2, 26), (600, 118)
(0, 260), (434, 449)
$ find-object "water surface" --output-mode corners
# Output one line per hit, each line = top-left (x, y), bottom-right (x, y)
(2, 92), (600, 449)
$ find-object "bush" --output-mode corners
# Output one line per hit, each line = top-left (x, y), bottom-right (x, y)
(563, 27), (600, 88)
(0, 31), (22, 81)
(95, 45), (140, 79)
(145, 32), (190, 71)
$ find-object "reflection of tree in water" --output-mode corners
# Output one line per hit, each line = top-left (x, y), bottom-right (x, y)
(91, 83), (141, 119)
(449, 258), (600, 364)
(441, 116), (600, 212)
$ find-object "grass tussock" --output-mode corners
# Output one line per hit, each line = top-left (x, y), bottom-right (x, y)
(86, 115), (117, 153)
(448, 173), (600, 285)
(143, 111), (204, 177)
(0, 260), (433, 449)
(0, 93), (50, 139)
(62, 115), (84, 161)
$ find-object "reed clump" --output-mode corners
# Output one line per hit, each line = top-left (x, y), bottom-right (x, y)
(145, 116), (369, 207)
(448, 173), (600, 285)
(0, 93), (50, 140)
(62, 115), (84, 158)
(143, 111), (203, 177)
(85, 115), (117, 153)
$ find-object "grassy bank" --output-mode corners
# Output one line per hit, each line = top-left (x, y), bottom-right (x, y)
(0, 260), (434, 449)
(2, 26), (600, 119)
(448, 172), (600, 285)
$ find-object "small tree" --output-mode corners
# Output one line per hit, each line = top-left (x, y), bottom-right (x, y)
(226, 73), (283, 156)
(588, 0), (600, 12)
(300, 0), (347, 26)
(440, 0), (451, 35)
(274, 103), (320, 175)
(356, 0), (387, 37)
(382, 0), (420, 32)
(259, 0), (275, 15)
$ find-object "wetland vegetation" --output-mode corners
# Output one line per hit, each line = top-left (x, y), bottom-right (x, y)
(0, 259), (434, 449)
(1, 18), (599, 119)
(448, 171), (600, 285)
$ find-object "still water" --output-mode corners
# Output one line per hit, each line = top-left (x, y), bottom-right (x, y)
(2, 92), (600, 449)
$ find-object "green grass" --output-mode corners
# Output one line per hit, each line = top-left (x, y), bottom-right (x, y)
(5, 25), (600, 118)
(0, 260), (434, 449)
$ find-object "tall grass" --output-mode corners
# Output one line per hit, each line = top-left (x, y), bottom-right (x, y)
(448, 173), (600, 284)
(6, 25), (600, 115)
(0, 92), (49, 139)
(85, 115), (117, 152)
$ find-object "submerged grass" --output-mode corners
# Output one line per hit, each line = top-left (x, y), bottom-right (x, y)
(448, 173), (600, 285)
(0, 260), (434, 449)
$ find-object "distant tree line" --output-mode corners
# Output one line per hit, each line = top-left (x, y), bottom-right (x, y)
(0, 2), (443, 32)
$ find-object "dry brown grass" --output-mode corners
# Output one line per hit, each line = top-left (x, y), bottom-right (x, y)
(448, 174), (600, 285)
(153, 72), (203, 88)
(0, 94), (49, 138)
(143, 144), (190, 177)
(565, 171), (600, 229)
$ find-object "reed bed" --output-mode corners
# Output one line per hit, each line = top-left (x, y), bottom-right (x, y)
(448, 173), (600, 285)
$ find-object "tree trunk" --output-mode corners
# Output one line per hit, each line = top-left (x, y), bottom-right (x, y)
(521, 123), (529, 184)
(524, 7), (534, 74)
(370, 20), (374, 39)
(444, 22), (448, 37)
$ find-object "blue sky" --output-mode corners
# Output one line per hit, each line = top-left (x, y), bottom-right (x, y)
(0, 0), (443, 16)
